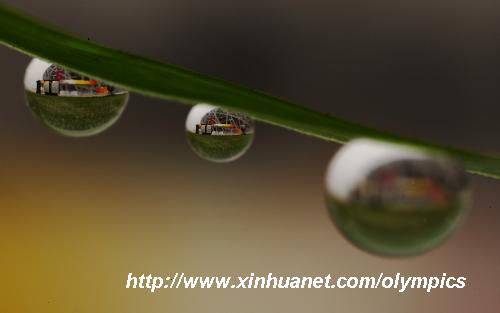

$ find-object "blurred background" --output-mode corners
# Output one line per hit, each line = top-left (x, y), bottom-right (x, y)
(1, 0), (499, 312)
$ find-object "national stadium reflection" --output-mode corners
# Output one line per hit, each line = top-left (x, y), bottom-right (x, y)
(24, 58), (128, 137)
(185, 104), (255, 162)
(325, 139), (471, 257)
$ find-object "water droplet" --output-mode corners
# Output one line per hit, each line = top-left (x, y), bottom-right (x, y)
(325, 138), (471, 257)
(24, 58), (128, 137)
(185, 104), (255, 162)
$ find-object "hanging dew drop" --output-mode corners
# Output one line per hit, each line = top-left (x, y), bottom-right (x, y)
(325, 138), (471, 257)
(24, 58), (128, 137)
(185, 104), (255, 162)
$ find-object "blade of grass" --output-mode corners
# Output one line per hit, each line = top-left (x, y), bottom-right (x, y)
(0, 4), (499, 178)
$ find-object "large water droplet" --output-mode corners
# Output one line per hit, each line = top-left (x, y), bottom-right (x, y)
(24, 58), (128, 137)
(185, 104), (255, 162)
(325, 138), (471, 257)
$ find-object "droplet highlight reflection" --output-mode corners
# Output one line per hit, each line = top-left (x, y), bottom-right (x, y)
(325, 139), (471, 257)
(185, 104), (255, 162)
(24, 58), (128, 137)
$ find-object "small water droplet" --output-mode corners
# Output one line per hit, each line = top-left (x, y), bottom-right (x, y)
(325, 138), (471, 257)
(24, 58), (128, 137)
(185, 104), (255, 162)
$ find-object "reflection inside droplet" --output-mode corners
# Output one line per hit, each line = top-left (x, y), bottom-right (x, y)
(185, 104), (255, 162)
(325, 138), (471, 257)
(24, 58), (128, 137)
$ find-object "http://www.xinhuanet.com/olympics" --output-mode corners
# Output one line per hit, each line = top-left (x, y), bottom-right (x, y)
(125, 272), (466, 293)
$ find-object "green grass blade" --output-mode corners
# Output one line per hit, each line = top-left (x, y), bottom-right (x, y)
(0, 4), (499, 178)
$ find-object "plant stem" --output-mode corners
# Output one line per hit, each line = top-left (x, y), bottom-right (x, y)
(0, 4), (499, 178)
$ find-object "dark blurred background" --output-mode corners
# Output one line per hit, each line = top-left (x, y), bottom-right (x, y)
(0, 0), (499, 312)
